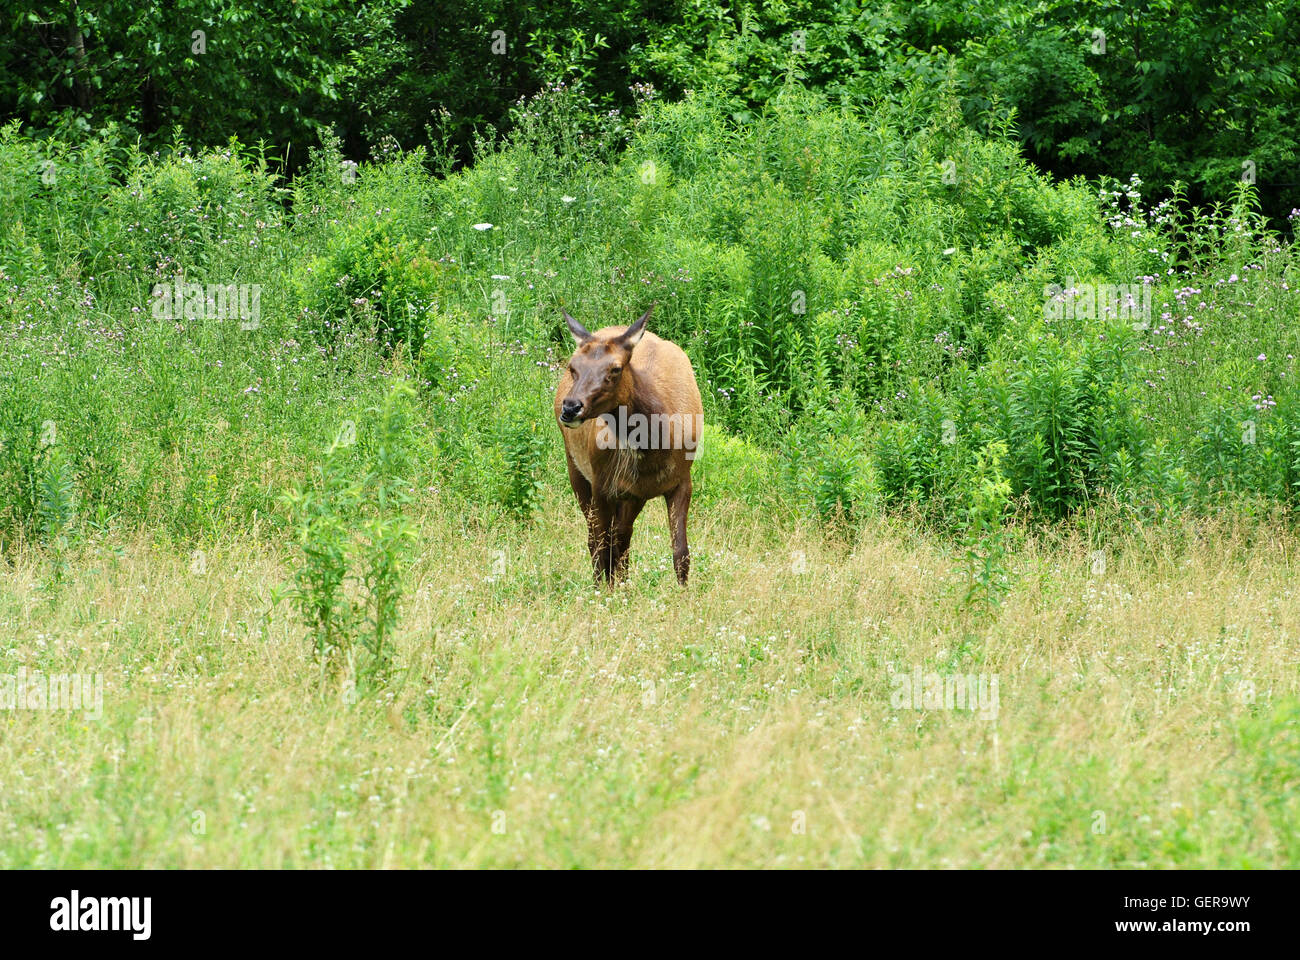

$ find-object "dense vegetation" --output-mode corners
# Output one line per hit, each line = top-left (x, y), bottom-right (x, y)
(6, 1), (1300, 220)
(2, 3), (1299, 869)
(4, 80), (1298, 564)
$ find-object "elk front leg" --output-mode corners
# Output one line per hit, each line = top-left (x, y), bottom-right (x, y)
(610, 497), (646, 581)
(567, 454), (610, 583)
(586, 497), (616, 583)
(665, 480), (692, 585)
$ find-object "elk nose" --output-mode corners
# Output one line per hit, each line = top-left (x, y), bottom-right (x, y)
(561, 399), (583, 421)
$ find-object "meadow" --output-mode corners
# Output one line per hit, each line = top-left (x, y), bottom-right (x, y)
(2, 81), (1298, 867)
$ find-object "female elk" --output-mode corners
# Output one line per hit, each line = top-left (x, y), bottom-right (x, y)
(554, 305), (703, 584)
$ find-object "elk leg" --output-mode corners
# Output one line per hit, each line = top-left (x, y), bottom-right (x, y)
(610, 497), (646, 581)
(665, 480), (692, 585)
(586, 497), (616, 583)
(566, 451), (592, 513)
(567, 454), (609, 583)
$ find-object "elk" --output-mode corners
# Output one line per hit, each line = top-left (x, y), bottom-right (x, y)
(554, 304), (703, 585)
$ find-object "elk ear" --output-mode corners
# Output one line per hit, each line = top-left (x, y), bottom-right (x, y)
(619, 304), (654, 349)
(562, 309), (591, 344)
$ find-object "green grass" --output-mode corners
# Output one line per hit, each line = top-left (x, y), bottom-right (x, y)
(2, 82), (1299, 868)
(2, 509), (1298, 867)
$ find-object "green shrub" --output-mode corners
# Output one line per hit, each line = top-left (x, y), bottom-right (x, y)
(283, 383), (418, 694)
(693, 425), (777, 508)
(498, 417), (548, 523)
(291, 218), (451, 349)
(959, 440), (1013, 611)
(417, 313), (560, 515)
(92, 141), (282, 286)
(0, 120), (124, 283)
(781, 400), (879, 523)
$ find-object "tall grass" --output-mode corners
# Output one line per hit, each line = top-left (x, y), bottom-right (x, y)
(2, 79), (1299, 868)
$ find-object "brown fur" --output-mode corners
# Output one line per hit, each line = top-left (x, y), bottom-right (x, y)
(554, 306), (703, 584)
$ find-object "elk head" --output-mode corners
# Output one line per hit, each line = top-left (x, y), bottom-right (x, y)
(557, 305), (653, 427)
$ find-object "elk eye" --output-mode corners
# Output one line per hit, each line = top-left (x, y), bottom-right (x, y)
(608, 367), (621, 378)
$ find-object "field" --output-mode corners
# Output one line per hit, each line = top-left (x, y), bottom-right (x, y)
(4, 8), (1300, 871)
(3, 504), (1298, 867)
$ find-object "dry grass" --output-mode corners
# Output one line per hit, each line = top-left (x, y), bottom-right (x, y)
(1, 498), (1297, 868)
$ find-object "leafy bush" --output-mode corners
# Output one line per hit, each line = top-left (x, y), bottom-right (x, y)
(283, 383), (418, 694)
(780, 400), (879, 524)
(292, 219), (450, 348)
(693, 425), (778, 508)
(497, 417), (548, 523)
(959, 440), (1013, 611)
(416, 311), (561, 519)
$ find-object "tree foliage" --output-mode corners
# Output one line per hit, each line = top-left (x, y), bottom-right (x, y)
(3, 1), (1299, 217)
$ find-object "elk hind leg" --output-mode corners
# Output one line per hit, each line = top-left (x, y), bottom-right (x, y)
(665, 481), (692, 585)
